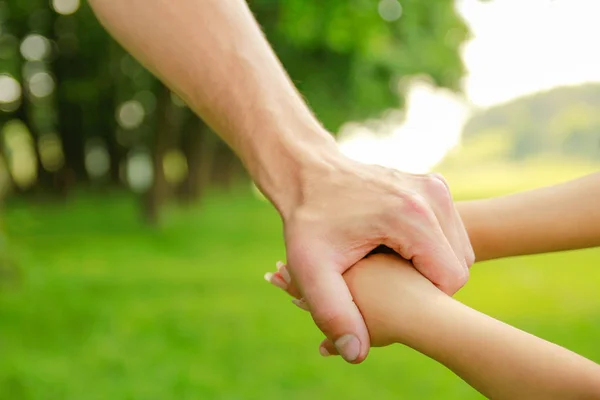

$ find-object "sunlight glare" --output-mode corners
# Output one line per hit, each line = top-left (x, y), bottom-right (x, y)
(458, 0), (600, 107)
(339, 79), (469, 173)
(340, 0), (600, 173)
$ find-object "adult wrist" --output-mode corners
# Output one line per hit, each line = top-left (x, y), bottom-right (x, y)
(249, 125), (343, 218)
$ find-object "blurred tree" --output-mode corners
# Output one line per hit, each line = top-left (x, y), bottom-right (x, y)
(177, 118), (219, 203)
(253, 0), (468, 131)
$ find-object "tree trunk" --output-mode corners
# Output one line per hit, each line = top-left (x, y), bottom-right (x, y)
(178, 118), (218, 204)
(142, 85), (187, 224)
(210, 142), (242, 190)
(142, 87), (170, 225)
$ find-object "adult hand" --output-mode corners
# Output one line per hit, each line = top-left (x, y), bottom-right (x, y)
(274, 152), (474, 364)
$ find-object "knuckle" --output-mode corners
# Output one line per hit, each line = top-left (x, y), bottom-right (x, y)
(381, 190), (434, 238)
(423, 173), (453, 205)
(429, 172), (450, 189)
(401, 190), (431, 217)
(386, 166), (403, 180)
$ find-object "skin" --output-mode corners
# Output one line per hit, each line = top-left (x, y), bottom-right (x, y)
(343, 254), (600, 399)
(267, 172), (600, 390)
(88, 0), (473, 363)
(458, 172), (600, 261)
(270, 255), (600, 397)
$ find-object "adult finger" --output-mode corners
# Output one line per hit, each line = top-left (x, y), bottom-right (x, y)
(429, 173), (474, 266)
(421, 173), (467, 266)
(385, 213), (467, 294)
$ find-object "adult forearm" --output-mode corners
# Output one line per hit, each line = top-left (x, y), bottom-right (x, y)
(89, 0), (338, 213)
(457, 172), (600, 261)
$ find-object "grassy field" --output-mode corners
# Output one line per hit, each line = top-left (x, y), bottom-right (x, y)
(1, 175), (600, 399)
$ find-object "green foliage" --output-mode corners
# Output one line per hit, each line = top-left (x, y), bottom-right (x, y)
(464, 84), (600, 161)
(252, 0), (468, 131)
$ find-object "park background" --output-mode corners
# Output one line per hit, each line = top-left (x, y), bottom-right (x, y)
(1, 0), (599, 398)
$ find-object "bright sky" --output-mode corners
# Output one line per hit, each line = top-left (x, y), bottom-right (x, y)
(340, 0), (600, 173)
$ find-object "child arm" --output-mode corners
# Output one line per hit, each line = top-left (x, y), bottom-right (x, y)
(457, 172), (600, 261)
(339, 254), (600, 399)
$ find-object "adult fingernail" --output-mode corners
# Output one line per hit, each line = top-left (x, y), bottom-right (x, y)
(319, 345), (331, 357)
(291, 298), (309, 311)
(264, 272), (287, 291)
(335, 334), (360, 363)
(276, 261), (285, 271)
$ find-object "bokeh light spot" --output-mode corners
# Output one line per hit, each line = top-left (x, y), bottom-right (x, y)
(84, 138), (110, 179)
(38, 133), (64, 172)
(163, 149), (188, 185)
(20, 34), (50, 61)
(51, 0), (80, 16)
(126, 149), (153, 192)
(117, 100), (145, 130)
(378, 0), (403, 22)
(1, 120), (37, 188)
(28, 72), (55, 98)
(0, 74), (22, 106)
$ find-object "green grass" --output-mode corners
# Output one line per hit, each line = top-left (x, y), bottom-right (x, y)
(1, 183), (599, 399)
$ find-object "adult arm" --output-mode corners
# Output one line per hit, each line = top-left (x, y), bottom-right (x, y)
(89, 0), (474, 363)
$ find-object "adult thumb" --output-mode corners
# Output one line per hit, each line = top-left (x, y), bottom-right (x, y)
(291, 261), (370, 363)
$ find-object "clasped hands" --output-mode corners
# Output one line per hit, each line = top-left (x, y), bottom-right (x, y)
(265, 153), (474, 364)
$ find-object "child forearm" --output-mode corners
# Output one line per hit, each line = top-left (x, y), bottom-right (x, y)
(457, 172), (600, 261)
(344, 254), (600, 399)
(407, 294), (600, 399)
